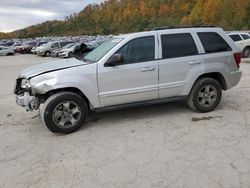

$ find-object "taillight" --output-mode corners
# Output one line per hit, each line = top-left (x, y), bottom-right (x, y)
(234, 53), (241, 68)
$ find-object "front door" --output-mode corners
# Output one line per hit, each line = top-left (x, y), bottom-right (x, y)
(98, 36), (159, 107)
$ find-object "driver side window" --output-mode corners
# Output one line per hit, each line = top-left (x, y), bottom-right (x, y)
(116, 36), (155, 64)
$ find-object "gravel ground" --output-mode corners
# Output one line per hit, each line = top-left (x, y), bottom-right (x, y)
(0, 54), (250, 188)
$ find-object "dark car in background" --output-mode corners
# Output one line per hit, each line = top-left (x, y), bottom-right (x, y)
(15, 42), (37, 54)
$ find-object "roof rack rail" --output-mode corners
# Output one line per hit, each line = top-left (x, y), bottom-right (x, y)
(152, 25), (217, 31)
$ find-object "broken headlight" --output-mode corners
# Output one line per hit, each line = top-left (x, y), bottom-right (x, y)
(21, 79), (31, 89)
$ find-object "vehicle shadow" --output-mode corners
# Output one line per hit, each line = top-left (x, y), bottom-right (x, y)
(82, 100), (190, 130)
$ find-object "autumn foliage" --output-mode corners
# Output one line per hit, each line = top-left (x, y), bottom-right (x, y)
(2, 0), (250, 39)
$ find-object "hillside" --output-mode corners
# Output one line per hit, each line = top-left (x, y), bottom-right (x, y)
(2, 0), (250, 39)
(0, 32), (8, 39)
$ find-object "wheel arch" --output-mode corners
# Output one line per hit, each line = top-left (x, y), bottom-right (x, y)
(186, 72), (228, 96)
(196, 72), (227, 90)
(39, 87), (91, 110)
(243, 45), (250, 49)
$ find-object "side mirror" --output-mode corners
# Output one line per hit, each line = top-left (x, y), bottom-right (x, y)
(105, 54), (124, 67)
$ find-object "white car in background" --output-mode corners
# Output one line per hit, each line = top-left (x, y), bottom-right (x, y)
(0, 46), (15, 56)
(31, 42), (47, 54)
(56, 43), (77, 58)
(228, 33), (250, 58)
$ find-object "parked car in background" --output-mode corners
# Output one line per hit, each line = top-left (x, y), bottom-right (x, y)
(4, 41), (14, 46)
(0, 42), (7, 46)
(228, 32), (250, 58)
(15, 42), (37, 54)
(15, 27), (242, 133)
(73, 42), (94, 60)
(58, 42), (96, 58)
(12, 43), (22, 52)
(0, 46), (15, 56)
(57, 43), (79, 58)
(37, 41), (75, 57)
(31, 41), (47, 54)
(88, 40), (106, 49)
(51, 43), (76, 58)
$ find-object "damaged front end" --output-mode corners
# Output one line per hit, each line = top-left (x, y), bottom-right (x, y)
(14, 78), (40, 111)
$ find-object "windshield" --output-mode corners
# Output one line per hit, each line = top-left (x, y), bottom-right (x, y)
(84, 38), (123, 62)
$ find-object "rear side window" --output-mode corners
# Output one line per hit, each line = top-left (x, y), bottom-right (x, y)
(229, 34), (242, 42)
(161, 33), (198, 59)
(198, 32), (232, 53)
(241, 34), (250, 40)
(116, 36), (155, 64)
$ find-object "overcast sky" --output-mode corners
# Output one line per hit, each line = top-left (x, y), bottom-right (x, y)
(0, 0), (103, 33)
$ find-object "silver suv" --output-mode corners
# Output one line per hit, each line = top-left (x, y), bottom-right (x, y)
(14, 27), (242, 133)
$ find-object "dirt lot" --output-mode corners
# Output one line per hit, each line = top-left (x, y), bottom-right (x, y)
(0, 54), (250, 188)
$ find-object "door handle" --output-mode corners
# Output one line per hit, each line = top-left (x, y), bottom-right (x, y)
(189, 61), (201, 65)
(141, 67), (155, 72)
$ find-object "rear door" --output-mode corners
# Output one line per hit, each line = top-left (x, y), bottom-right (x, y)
(158, 32), (202, 98)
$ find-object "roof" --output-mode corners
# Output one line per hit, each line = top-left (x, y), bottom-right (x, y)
(152, 25), (217, 31)
(114, 26), (223, 39)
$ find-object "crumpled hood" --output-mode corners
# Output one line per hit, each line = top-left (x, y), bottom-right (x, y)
(20, 58), (88, 78)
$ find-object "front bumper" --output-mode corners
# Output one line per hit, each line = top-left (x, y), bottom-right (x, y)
(16, 92), (36, 111)
(31, 49), (37, 54)
(37, 50), (45, 56)
(58, 52), (68, 58)
(51, 52), (59, 57)
(15, 78), (39, 111)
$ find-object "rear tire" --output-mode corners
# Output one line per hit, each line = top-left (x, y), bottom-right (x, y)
(41, 92), (88, 134)
(187, 78), (222, 113)
(242, 47), (250, 58)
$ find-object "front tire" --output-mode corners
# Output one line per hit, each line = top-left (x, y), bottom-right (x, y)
(41, 92), (88, 133)
(187, 78), (222, 113)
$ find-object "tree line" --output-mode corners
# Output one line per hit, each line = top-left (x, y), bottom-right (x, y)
(1, 0), (250, 39)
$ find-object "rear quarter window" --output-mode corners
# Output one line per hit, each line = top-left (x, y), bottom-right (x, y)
(161, 33), (198, 59)
(198, 32), (232, 53)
